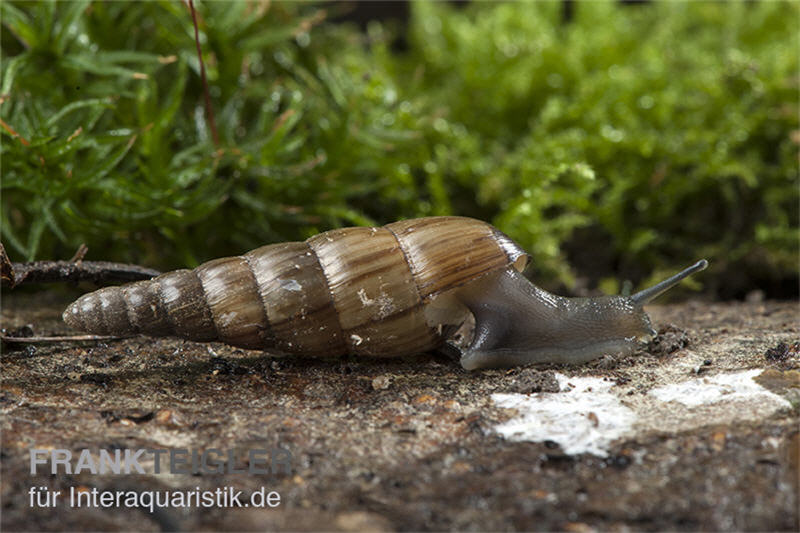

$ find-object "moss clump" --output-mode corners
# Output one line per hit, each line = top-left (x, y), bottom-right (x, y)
(1, 1), (797, 297)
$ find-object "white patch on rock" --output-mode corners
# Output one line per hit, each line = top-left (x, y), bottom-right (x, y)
(492, 369), (792, 458)
(648, 369), (791, 408)
(492, 373), (636, 457)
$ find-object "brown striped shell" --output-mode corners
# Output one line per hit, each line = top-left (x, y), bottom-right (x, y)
(63, 217), (528, 357)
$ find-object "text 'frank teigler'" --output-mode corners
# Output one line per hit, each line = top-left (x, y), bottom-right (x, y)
(30, 447), (293, 475)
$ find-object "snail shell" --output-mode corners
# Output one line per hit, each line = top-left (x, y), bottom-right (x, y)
(64, 216), (707, 369)
(63, 217), (527, 359)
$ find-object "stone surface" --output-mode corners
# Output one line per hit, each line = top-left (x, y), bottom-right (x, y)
(1, 290), (798, 531)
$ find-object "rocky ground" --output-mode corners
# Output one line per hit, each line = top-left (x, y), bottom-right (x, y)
(1, 290), (798, 531)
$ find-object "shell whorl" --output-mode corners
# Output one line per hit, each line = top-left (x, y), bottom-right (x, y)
(63, 217), (527, 357)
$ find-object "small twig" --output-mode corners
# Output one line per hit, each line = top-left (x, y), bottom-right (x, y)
(1, 242), (160, 289)
(0, 117), (31, 146)
(0, 117), (46, 166)
(187, 0), (220, 147)
(6, 260), (160, 288)
(1, 334), (127, 344)
(69, 243), (89, 262)
(0, 243), (13, 286)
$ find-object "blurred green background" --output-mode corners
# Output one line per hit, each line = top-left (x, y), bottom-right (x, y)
(1, 1), (797, 299)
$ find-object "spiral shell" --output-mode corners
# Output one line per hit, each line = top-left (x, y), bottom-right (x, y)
(63, 217), (528, 357)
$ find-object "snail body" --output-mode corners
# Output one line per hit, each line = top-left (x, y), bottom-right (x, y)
(63, 216), (707, 370)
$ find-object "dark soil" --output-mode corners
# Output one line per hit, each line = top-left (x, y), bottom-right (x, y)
(1, 291), (798, 532)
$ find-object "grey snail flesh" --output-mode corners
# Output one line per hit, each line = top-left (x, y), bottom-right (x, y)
(62, 216), (707, 370)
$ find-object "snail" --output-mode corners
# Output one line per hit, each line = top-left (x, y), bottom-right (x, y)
(62, 216), (707, 370)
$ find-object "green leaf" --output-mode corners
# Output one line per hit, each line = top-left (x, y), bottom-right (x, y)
(44, 98), (114, 129)
(1, 2), (38, 49)
(53, 0), (90, 55)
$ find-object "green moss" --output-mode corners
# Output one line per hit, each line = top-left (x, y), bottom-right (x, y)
(2, 1), (797, 296)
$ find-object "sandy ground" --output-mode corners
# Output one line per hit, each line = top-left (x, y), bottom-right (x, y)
(1, 290), (798, 531)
